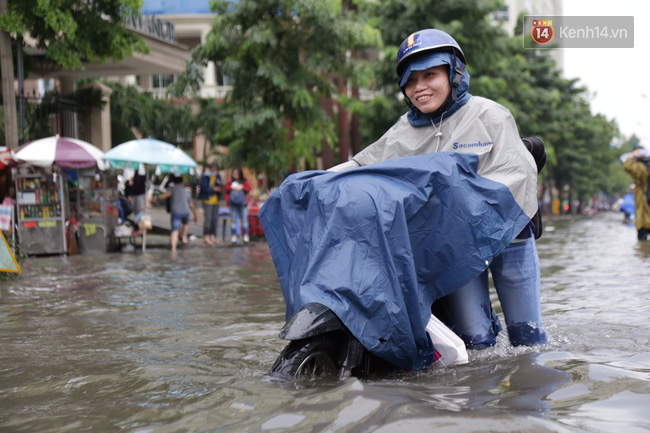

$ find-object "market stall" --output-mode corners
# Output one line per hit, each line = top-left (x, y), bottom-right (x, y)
(13, 135), (115, 255)
(14, 171), (67, 255)
(70, 169), (120, 254)
(103, 137), (198, 251)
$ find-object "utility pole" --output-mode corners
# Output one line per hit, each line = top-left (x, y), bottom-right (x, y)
(0, 0), (18, 148)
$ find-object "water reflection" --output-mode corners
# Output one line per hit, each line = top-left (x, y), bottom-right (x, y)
(634, 239), (650, 258)
(1, 213), (649, 432)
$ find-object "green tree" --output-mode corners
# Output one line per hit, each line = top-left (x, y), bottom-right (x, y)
(194, 97), (226, 169)
(468, 14), (621, 213)
(168, 0), (626, 207)
(0, 0), (148, 147)
(356, 0), (508, 144)
(196, 0), (381, 177)
(0, 0), (147, 70)
(106, 82), (197, 152)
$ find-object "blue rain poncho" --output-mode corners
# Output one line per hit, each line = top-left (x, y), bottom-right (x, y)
(259, 153), (531, 370)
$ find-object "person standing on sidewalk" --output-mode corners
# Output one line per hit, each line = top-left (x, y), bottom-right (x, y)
(125, 171), (147, 216)
(226, 167), (251, 244)
(198, 162), (223, 245)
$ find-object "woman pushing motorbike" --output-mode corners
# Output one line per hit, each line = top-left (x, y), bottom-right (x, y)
(261, 28), (548, 379)
(332, 28), (548, 349)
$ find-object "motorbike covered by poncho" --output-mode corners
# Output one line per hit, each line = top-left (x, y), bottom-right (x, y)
(259, 153), (531, 370)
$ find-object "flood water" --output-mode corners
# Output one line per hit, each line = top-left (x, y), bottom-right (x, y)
(1, 211), (649, 433)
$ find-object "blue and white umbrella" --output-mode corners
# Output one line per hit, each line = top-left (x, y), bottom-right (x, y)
(102, 137), (198, 174)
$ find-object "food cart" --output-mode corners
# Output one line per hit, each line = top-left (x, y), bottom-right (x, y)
(14, 170), (67, 255)
(71, 169), (120, 254)
(12, 135), (116, 255)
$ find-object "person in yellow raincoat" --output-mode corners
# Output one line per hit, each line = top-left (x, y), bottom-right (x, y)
(623, 146), (650, 240)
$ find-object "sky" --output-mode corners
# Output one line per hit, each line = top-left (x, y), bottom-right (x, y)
(561, 0), (650, 146)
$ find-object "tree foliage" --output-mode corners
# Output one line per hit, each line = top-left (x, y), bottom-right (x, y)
(5, 0), (629, 207)
(355, 0), (509, 143)
(105, 82), (197, 150)
(169, 0), (629, 206)
(0, 85), (106, 145)
(196, 0), (381, 176)
(0, 0), (148, 71)
(351, 3), (622, 210)
(475, 22), (620, 211)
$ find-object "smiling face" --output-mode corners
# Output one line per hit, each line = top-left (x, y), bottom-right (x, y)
(404, 65), (451, 113)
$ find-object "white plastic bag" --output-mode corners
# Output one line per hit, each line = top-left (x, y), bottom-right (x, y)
(426, 314), (469, 367)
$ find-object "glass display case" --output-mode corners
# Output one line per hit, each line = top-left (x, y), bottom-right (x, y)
(15, 172), (67, 255)
(73, 169), (119, 253)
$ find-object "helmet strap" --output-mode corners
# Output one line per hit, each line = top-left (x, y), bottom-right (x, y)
(450, 51), (465, 101)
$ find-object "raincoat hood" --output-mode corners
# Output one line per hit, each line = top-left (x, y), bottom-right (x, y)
(398, 51), (471, 127)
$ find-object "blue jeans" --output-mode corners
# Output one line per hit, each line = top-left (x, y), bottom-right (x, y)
(432, 237), (548, 348)
(170, 213), (189, 232)
(230, 204), (249, 236)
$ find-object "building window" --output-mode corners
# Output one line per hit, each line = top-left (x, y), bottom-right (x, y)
(215, 62), (230, 87)
(142, 74), (177, 99)
(152, 74), (176, 89)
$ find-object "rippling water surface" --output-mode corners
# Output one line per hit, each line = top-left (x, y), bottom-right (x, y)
(1, 212), (649, 432)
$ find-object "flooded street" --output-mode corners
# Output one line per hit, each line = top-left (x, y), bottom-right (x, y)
(1, 211), (649, 432)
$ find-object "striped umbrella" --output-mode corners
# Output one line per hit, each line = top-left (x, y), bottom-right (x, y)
(14, 135), (107, 170)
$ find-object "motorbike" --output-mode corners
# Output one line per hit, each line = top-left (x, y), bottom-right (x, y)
(264, 138), (547, 381)
(269, 303), (397, 380)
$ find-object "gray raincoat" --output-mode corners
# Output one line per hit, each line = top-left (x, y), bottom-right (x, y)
(350, 96), (539, 219)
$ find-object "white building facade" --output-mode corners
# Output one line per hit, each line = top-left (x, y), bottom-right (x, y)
(494, 0), (564, 70)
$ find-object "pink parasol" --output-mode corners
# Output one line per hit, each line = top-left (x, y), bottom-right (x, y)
(14, 135), (107, 170)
